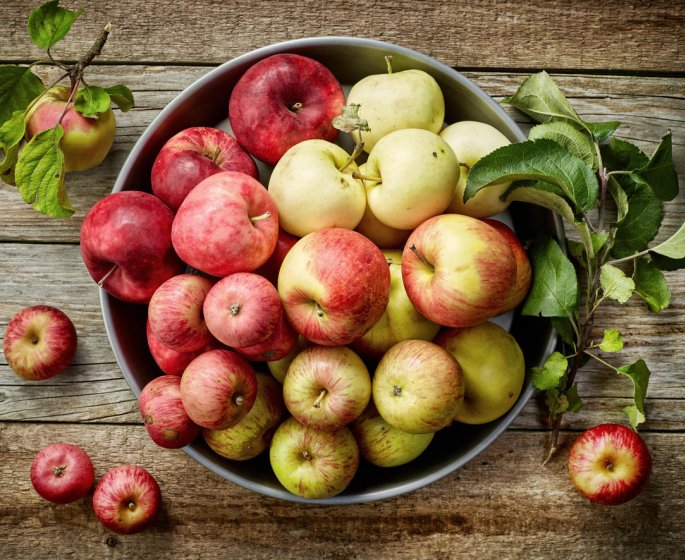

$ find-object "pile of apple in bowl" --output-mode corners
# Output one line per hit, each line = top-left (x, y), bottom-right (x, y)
(88, 38), (559, 504)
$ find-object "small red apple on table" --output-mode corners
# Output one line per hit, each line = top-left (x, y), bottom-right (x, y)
(30, 442), (94, 504)
(568, 423), (652, 506)
(3, 305), (77, 381)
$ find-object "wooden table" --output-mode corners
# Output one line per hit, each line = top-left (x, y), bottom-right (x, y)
(1, 1), (683, 557)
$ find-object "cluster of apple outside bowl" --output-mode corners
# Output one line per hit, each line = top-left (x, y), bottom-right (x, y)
(103, 37), (561, 504)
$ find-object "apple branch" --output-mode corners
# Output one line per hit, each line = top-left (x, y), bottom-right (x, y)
(70, 22), (112, 87)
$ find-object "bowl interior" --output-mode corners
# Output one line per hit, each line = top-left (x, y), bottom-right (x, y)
(104, 37), (561, 504)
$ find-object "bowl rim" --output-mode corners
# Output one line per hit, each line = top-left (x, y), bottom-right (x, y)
(103, 36), (562, 504)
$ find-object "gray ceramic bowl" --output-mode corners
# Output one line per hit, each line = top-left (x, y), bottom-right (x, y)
(104, 37), (561, 504)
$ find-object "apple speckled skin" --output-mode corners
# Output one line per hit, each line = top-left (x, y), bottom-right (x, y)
(151, 126), (258, 211)
(80, 191), (185, 304)
(229, 53), (344, 164)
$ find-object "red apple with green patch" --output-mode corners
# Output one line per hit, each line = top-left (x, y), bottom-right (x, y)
(30, 442), (94, 504)
(3, 305), (77, 381)
(568, 424), (652, 506)
(283, 345), (371, 431)
(92, 465), (161, 534)
(180, 349), (257, 430)
(151, 126), (258, 211)
(402, 213), (516, 327)
(278, 228), (390, 346)
(228, 53), (345, 164)
(26, 85), (116, 172)
(147, 273), (214, 353)
(171, 171), (278, 277)
(139, 375), (200, 449)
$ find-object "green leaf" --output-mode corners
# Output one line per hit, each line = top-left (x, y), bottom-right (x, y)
(529, 121), (597, 170)
(522, 235), (579, 318)
(649, 253), (685, 271)
(28, 0), (84, 50)
(0, 110), (27, 182)
(545, 389), (569, 415)
(551, 317), (575, 345)
(532, 352), (568, 390)
(566, 384), (584, 413)
(630, 132), (678, 201)
(600, 264), (635, 304)
(633, 257), (671, 312)
(74, 86), (111, 118)
(505, 183), (575, 221)
(14, 126), (73, 218)
(105, 85), (135, 112)
(607, 177), (629, 224)
(649, 222), (685, 259)
(502, 71), (583, 127)
(584, 121), (620, 143)
(466, 139), (599, 212)
(610, 182), (663, 258)
(591, 231), (609, 254)
(617, 359), (650, 428)
(0, 65), (44, 126)
(601, 137), (648, 175)
(599, 328), (623, 352)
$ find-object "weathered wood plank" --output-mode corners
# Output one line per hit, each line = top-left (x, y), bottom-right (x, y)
(1, 0), (683, 72)
(0, 423), (682, 560)
(0, 67), (683, 243)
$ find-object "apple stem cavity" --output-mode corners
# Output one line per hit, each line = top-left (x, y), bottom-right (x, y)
(301, 450), (313, 462)
(53, 465), (66, 477)
(249, 212), (272, 223)
(385, 55), (393, 75)
(97, 263), (119, 288)
(393, 385), (402, 396)
(408, 244), (434, 272)
(127, 500), (136, 511)
(229, 303), (242, 316)
(312, 388), (327, 409)
(314, 302), (325, 318)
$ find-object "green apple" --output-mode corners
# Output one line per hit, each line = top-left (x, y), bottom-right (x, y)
(351, 250), (440, 360)
(435, 322), (525, 424)
(372, 339), (464, 434)
(267, 335), (309, 383)
(351, 401), (434, 467)
(202, 373), (285, 460)
(268, 139), (365, 237)
(269, 416), (359, 499)
(346, 58), (444, 152)
(364, 128), (459, 230)
(439, 121), (512, 218)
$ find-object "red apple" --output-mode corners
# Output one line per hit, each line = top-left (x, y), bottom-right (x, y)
(483, 218), (532, 312)
(402, 214), (516, 327)
(283, 345), (371, 431)
(228, 53), (344, 164)
(151, 126), (258, 211)
(180, 349), (257, 429)
(3, 305), (77, 381)
(203, 272), (282, 348)
(139, 375), (200, 448)
(147, 273), (214, 352)
(278, 228), (390, 346)
(80, 191), (185, 304)
(26, 85), (115, 172)
(30, 442), (94, 504)
(234, 311), (298, 362)
(254, 228), (299, 285)
(171, 171), (279, 277)
(92, 465), (161, 534)
(568, 424), (652, 506)
(146, 320), (218, 376)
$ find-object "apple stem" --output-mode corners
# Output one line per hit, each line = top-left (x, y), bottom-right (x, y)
(229, 303), (241, 316)
(314, 302), (325, 318)
(233, 394), (244, 407)
(408, 244), (434, 272)
(338, 142), (365, 173)
(459, 162), (471, 172)
(352, 171), (382, 183)
(211, 146), (221, 164)
(290, 101), (304, 113)
(312, 388), (327, 409)
(97, 263), (118, 288)
(53, 465), (66, 477)
(385, 55), (393, 75)
(249, 212), (271, 223)
(127, 500), (136, 511)
(301, 450), (313, 461)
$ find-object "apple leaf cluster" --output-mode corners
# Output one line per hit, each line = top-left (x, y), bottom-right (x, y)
(0, 1), (134, 217)
(465, 71), (682, 454)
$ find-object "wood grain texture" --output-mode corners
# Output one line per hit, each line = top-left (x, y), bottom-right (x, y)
(0, 67), (683, 242)
(1, 0), (684, 72)
(1, 423), (682, 560)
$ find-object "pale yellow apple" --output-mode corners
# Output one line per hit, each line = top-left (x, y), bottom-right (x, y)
(435, 321), (525, 424)
(346, 64), (444, 152)
(351, 250), (440, 360)
(364, 129), (458, 230)
(440, 121), (512, 218)
(268, 139), (365, 237)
